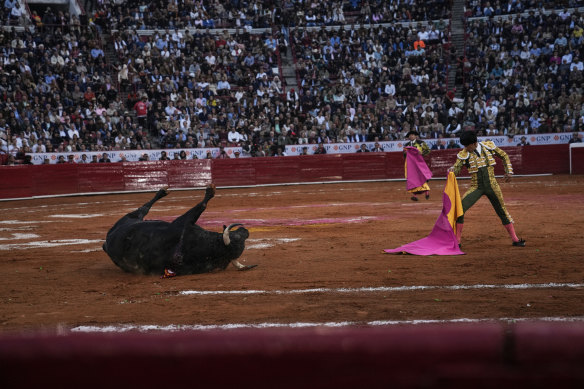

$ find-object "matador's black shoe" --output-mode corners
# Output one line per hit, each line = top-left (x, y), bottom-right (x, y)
(512, 239), (526, 247)
(410, 196), (419, 201)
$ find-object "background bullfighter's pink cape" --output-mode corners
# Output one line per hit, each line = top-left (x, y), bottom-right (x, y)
(405, 147), (432, 190)
(385, 172), (464, 256)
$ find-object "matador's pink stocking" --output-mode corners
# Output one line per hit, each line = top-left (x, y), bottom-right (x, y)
(504, 223), (520, 242)
(455, 223), (464, 244)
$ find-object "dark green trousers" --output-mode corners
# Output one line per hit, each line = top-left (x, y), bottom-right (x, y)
(456, 166), (512, 225)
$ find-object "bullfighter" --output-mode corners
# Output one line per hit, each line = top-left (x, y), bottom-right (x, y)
(403, 130), (431, 201)
(448, 131), (526, 247)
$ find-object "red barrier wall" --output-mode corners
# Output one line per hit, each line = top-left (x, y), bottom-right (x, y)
(1, 323), (583, 389)
(0, 145), (573, 200)
(571, 145), (584, 174)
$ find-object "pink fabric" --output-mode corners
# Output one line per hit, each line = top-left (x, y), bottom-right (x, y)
(385, 174), (465, 256)
(405, 147), (432, 190)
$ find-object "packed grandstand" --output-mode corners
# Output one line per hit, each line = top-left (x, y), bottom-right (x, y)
(0, 0), (583, 164)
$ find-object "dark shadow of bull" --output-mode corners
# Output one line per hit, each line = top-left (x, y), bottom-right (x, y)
(103, 185), (255, 276)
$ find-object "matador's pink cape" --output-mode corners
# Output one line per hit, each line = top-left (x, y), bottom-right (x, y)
(385, 172), (465, 256)
(405, 147), (432, 190)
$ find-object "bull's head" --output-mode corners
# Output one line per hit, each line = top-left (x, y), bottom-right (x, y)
(223, 223), (249, 246)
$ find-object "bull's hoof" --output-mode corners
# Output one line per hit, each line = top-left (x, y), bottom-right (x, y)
(158, 187), (170, 198)
(205, 184), (216, 199)
(237, 264), (258, 271)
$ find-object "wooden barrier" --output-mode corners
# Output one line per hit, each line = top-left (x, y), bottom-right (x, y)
(0, 145), (572, 200)
(0, 323), (583, 389)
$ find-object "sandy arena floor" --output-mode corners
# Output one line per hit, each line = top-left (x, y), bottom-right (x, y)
(1, 175), (583, 333)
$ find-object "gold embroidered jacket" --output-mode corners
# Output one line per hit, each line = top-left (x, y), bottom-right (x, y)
(451, 141), (513, 175)
(404, 140), (430, 157)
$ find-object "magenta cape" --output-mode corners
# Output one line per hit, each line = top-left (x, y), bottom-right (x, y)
(405, 147), (432, 190)
(385, 172), (465, 256)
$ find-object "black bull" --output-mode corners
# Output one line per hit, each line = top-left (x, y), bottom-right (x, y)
(103, 185), (255, 275)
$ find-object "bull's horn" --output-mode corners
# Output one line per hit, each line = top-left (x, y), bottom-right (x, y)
(223, 223), (243, 245)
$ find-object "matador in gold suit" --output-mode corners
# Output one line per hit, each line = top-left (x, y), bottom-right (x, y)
(403, 130), (430, 201)
(449, 131), (525, 247)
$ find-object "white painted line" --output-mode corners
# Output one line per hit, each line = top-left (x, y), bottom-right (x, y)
(0, 226), (36, 231)
(245, 238), (300, 250)
(246, 243), (274, 249)
(49, 214), (104, 218)
(0, 233), (39, 241)
(179, 282), (584, 296)
(71, 316), (584, 333)
(0, 239), (103, 250)
(0, 220), (43, 224)
(73, 248), (104, 253)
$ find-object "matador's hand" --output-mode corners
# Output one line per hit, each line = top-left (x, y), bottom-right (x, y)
(504, 173), (512, 182)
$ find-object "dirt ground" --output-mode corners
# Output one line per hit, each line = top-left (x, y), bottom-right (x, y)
(1, 175), (583, 333)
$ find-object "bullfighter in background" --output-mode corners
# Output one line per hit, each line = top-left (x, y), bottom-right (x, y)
(403, 130), (431, 201)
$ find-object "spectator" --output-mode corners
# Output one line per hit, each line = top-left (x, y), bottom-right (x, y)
(371, 142), (384, 152)
(445, 118), (462, 135)
(569, 132), (582, 143)
(356, 143), (370, 153)
(9, 1), (22, 25)
(447, 139), (461, 149)
(517, 136), (530, 146)
(432, 139), (447, 150)
(133, 95), (149, 127)
(314, 142), (327, 155)
(217, 146), (230, 159)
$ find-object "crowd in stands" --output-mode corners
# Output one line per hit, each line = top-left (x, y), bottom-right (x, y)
(458, 4), (584, 136)
(0, 0), (582, 165)
(87, 0), (451, 31)
(465, 0), (584, 18)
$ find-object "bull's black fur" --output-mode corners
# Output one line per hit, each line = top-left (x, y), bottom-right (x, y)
(103, 186), (249, 275)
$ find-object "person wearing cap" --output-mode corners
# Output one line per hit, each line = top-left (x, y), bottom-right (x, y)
(286, 88), (298, 106)
(403, 130), (431, 201)
(517, 136), (530, 146)
(448, 130), (525, 247)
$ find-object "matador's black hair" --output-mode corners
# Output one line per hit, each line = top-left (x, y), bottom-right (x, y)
(460, 130), (478, 146)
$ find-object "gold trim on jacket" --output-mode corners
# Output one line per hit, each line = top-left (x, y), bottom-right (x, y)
(452, 141), (513, 175)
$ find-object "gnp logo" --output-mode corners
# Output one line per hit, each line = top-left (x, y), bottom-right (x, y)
(336, 144), (355, 152)
(488, 138), (505, 146)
